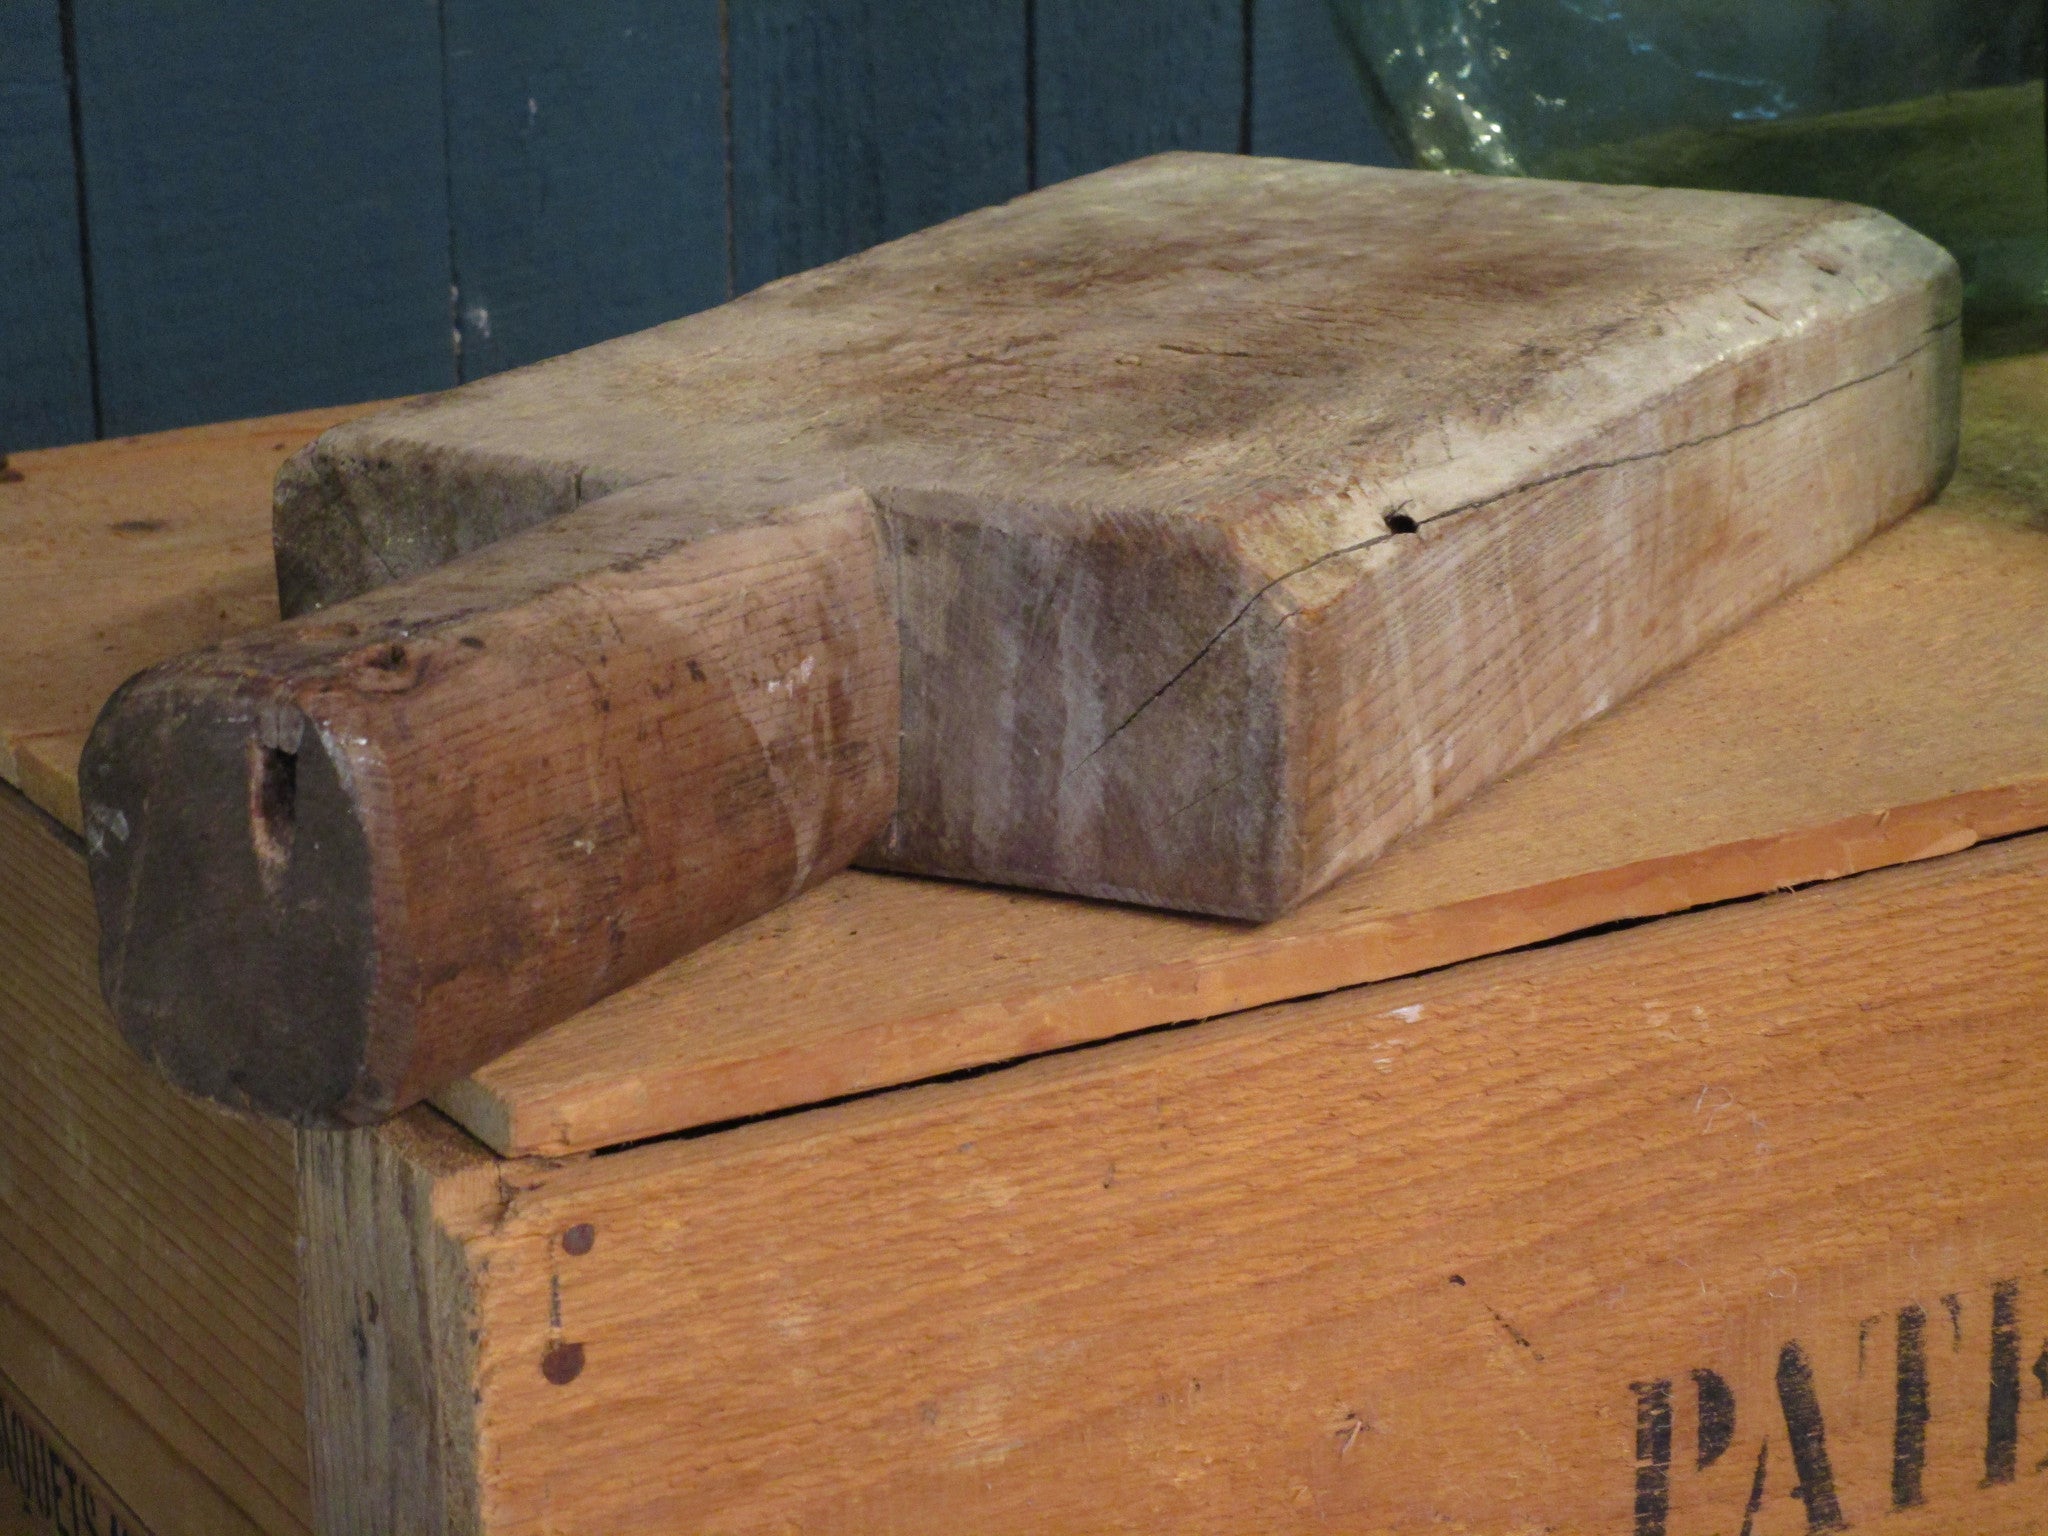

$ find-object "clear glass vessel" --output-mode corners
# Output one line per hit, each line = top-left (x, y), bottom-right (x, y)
(1334, 0), (2048, 352)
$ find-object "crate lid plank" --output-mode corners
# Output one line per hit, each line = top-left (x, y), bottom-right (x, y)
(2, 363), (2043, 1159)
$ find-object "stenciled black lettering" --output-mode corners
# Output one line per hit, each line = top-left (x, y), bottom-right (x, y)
(0, 1405), (26, 1506)
(1631, 1379), (1674, 1536)
(1737, 1440), (1769, 1536)
(59, 1452), (82, 1536)
(1893, 1303), (1929, 1509)
(1776, 1341), (1846, 1533)
(1986, 1278), (2021, 1485)
(1694, 1369), (1735, 1470)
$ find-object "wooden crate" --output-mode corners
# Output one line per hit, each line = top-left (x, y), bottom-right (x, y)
(0, 357), (2044, 1533)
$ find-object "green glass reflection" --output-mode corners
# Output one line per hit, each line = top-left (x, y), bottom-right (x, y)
(1334, 0), (2048, 353)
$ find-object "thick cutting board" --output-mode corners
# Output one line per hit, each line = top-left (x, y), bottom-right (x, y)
(80, 153), (1959, 1124)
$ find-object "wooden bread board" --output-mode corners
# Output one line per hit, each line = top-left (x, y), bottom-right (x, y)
(79, 154), (1962, 1124)
(1, 356), (2043, 1158)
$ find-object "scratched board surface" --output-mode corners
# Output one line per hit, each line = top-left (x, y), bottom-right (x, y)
(1, 0), (1404, 450)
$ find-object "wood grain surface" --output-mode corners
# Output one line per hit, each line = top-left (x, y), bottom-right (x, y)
(85, 486), (900, 1123)
(0, 787), (306, 1536)
(0, 402), (386, 834)
(269, 156), (1960, 925)
(0, 368), (2039, 1536)
(298, 1112), (494, 1536)
(312, 832), (2048, 1534)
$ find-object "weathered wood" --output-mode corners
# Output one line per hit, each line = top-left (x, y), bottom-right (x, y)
(1031, 0), (1247, 182)
(441, 0), (728, 378)
(298, 1112), (495, 1536)
(1, 381), (2044, 1534)
(0, 403), (385, 835)
(0, 786), (307, 1536)
(305, 833), (2048, 1534)
(90, 156), (1960, 1120)
(68, 0), (453, 432)
(83, 487), (897, 1123)
(728, 0), (1029, 292)
(0, 0), (94, 451)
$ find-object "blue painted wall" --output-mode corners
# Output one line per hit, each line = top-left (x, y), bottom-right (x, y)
(2, 0), (1397, 451)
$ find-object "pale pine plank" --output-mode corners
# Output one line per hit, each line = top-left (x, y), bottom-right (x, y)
(0, 788), (309, 1536)
(0, 402), (394, 833)
(419, 835), (2048, 1534)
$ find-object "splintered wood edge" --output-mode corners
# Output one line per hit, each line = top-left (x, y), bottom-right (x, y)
(435, 778), (2048, 1157)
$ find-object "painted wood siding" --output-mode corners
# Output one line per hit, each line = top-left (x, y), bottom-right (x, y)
(1, 0), (1396, 452)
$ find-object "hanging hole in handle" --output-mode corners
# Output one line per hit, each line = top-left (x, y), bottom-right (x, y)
(251, 742), (298, 879)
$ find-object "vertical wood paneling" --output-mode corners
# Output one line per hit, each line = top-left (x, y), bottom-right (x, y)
(8, 0), (1406, 444)
(0, 0), (94, 451)
(441, 0), (727, 380)
(1250, 0), (1402, 166)
(728, 0), (1030, 293)
(70, 0), (454, 436)
(1032, 0), (1246, 186)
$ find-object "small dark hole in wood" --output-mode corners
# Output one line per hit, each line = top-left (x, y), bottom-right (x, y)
(561, 1223), (596, 1256)
(253, 745), (297, 871)
(365, 642), (408, 671)
(541, 1341), (586, 1385)
(458, 635), (485, 650)
(1383, 510), (1419, 535)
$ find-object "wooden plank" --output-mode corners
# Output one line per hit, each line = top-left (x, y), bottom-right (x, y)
(1247, 0), (1401, 165)
(0, 1359), (158, 1536)
(728, 0), (1028, 292)
(0, 0), (94, 450)
(69, 2), (453, 435)
(314, 832), (2048, 1533)
(441, 0), (727, 379)
(297, 1112), (495, 1536)
(1032, 0), (1246, 184)
(446, 490), (2048, 1154)
(0, 401), (391, 834)
(0, 787), (308, 1536)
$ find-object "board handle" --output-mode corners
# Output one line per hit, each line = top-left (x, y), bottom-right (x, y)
(79, 486), (898, 1125)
